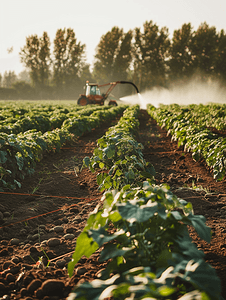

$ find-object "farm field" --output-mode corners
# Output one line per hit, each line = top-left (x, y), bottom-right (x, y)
(0, 102), (226, 299)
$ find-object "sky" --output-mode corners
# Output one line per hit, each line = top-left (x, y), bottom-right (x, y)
(1, 0), (226, 75)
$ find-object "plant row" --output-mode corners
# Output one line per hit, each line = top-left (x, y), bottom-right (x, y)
(0, 105), (127, 191)
(163, 103), (226, 131)
(68, 105), (222, 300)
(0, 103), (116, 134)
(147, 103), (226, 181)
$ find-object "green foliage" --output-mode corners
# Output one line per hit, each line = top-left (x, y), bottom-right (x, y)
(0, 103), (127, 190)
(168, 23), (194, 81)
(147, 103), (226, 181)
(68, 105), (221, 300)
(191, 22), (218, 76)
(52, 28), (85, 95)
(133, 21), (170, 90)
(68, 184), (220, 298)
(20, 32), (51, 90)
(82, 105), (155, 191)
(93, 27), (133, 83)
(2, 71), (17, 88)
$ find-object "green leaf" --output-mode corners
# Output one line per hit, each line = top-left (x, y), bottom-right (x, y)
(16, 155), (24, 171)
(117, 201), (158, 223)
(97, 172), (108, 186)
(183, 260), (221, 299)
(0, 151), (7, 164)
(71, 274), (120, 300)
(103, 175), (112, 190)
(171, 211), (183, 220)
(178, 291), (209, 300)
(125, 169), (135, 180)
(183, 202), (194, 216)
(109, 211), (122, 222)
(14, 179), (21, 188)
(141, 171), (154, 179)
(187, 214), (211, 243)
(156, 248), (172, 269)
(68, 231), (98, 277)
(104, 144), (115, 159)
(0, 139), (6, 146)
(83, 156), (90, 167)
(89, 227), (125, 247)
(99, 243), (131, 262)
(158, 285), (176, 296)
(99, 162), (105, 169)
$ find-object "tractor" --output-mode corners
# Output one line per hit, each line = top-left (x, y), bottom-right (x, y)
(77, 80), (139, 106)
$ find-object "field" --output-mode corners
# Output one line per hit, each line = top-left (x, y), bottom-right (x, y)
(0, 101), (226, 299)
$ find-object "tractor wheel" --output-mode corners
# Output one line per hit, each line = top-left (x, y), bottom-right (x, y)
(78, 96), (89, 106)
(108, 101), (117, 106)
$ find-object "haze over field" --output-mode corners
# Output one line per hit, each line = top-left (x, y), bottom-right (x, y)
(120, 79), (226, 109)
(1, 0), (226, 75)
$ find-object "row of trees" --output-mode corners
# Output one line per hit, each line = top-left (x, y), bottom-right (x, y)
(0, 70), (31, 88)
(94, 21), (226, 90)
(2, 21), (226, 99)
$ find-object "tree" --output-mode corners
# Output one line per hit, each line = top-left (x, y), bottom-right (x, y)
(52, 28), (85, 97)
(214, 29), (226, 82)
(168, 23), (194, 83)
(79, 64), (94, 83)
(93, 27), (133, 83)
(133, 21), (170, 91)
(190, 22), (218, 79)
(2, 71), (17, 88)
(0, 73), (2, 87)
(112, 30), (133, 80)
(18, 69), (31, 83)
(20, 32), (51, 91)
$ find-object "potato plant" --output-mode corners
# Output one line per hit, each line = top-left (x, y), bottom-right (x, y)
(68, 105), (222, 300)
(147, 103), (226, 181)
(0, 105), (127, 190)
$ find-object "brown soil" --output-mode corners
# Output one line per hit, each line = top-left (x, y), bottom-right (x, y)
(0, 110), (226, 299)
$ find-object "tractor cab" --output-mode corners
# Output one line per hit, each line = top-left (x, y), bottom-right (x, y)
(85, 82), (101, 97)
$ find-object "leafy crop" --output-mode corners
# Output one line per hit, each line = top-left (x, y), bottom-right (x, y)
(0, 103), (119, 135)
(147, 103), (226, 181)
(0, 104), (127, 190)
(68, 105), (222, 300)
(83, 105), (155, 191)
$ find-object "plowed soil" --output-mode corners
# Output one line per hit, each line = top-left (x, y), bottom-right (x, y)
(0, 109), (226, 300)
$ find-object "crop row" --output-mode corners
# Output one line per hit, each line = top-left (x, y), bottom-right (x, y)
(0, 103), (116, 134)
(68, 105), (222, 300)
(0, 102), (83, 118)
(183, 103), (226, 131)
(147, 103), (226, 181)
(158, 103), (226, 131)
(0, 105), (127, 191)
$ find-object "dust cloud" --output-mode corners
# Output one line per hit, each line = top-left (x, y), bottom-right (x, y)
(120, 79), (226, 109)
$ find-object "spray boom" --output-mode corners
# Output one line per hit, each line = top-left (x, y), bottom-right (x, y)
(118, 81), (140, 94)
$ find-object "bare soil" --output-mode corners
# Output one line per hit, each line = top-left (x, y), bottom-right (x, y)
(0, 109), (226, 299)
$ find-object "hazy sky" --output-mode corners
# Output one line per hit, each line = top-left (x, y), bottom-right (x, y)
(1, 0), (226, 75)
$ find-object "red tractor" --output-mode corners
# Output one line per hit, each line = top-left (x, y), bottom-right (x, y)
(77, 80), (139, 106)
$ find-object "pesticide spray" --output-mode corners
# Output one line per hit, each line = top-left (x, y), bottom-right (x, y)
(120, 92), (147, 109)
(120, 79), (226, 109)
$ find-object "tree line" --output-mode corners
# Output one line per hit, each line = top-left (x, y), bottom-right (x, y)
(1, 21), (226, 100)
